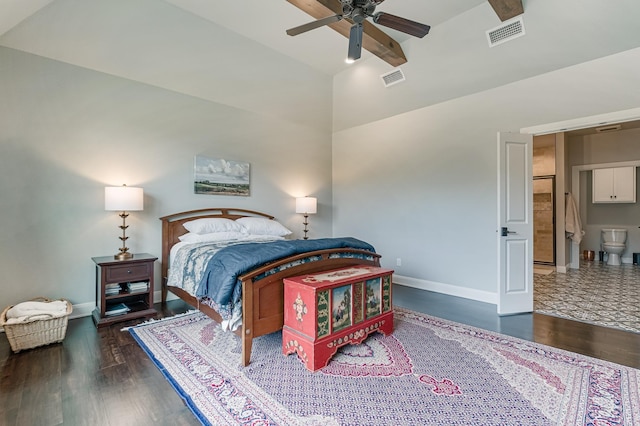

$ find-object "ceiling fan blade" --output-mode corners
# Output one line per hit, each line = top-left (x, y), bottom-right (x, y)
(347, 22), (363, 61)
(373, 12), (430, 38)
(286, 14), (343, 36)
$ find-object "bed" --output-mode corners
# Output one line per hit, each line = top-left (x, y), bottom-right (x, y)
(160, 208), (381, 366)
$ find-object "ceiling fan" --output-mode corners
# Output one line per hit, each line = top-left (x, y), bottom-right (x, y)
(286, 0), (430, 63)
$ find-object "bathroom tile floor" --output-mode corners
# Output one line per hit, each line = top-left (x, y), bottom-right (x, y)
(534, 260), (640, 334)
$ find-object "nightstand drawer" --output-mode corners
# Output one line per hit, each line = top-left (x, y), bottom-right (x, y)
(106, 263), (151, 283)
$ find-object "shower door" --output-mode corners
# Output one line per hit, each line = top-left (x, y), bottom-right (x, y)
(533, 176), (555, 265)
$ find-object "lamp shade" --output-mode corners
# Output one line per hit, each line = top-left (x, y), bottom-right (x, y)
(105, 186), (144, 211)
(295, 197), (317, 214)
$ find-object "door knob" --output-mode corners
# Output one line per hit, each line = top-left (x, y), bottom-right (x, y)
(501, 227), (516, 237)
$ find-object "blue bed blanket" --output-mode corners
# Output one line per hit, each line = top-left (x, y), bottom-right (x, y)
(195, 237), (375, 306)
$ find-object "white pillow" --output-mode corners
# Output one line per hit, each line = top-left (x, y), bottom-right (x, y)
(236, 217), (292, 237)
(182, 218), (245, 234)
(242, 234), (285, 241)
(178, 231), (246, 243)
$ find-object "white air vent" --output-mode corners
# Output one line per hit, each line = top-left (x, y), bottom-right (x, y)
(381, 69), (405, 87)
(596, 124), (622, 133)
(486, 16), (525, 47)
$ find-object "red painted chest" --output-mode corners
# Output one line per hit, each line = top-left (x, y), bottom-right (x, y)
(282, 265), (394, 371)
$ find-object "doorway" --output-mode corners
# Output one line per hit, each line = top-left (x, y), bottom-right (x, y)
(533, 176), (555, 265)
(499, 108), (640, 314)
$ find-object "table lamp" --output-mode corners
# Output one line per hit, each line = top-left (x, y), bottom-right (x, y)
(295, 196), (317, 240)
(105, 185), (144, 260)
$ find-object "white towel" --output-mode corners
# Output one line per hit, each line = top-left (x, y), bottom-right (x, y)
(565, 193), (585, 244)
(5, 300), (68, 324)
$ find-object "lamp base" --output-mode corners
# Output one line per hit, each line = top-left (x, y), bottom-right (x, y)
(302, 214), (309, 240)
(114, 252), (133, 260)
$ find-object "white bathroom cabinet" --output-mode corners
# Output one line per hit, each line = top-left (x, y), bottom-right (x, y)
(592, 166), (636, 203)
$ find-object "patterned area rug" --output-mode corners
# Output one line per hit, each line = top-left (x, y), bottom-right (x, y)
(129, 309), (640, 426)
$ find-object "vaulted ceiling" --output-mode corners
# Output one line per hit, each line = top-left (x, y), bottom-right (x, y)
(2, 0), (640, 133)
(0, 0), (527, 76)
(283, 0), (523, 67)
(162, 0), (490, 74)
(3, 1), (639, 77)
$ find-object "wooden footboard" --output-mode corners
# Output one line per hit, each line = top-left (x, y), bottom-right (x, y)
(239, 248), (380, 366)
(160, 208), (380, 366)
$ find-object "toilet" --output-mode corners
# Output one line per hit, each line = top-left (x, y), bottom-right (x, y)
(601, 228), (627, 266)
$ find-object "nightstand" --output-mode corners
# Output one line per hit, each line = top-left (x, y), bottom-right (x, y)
(91, 253), (158, 328)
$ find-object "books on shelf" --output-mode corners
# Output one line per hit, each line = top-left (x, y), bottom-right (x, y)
(105, 283), (121, 296)
(127, 281), (148, 292)
(105, 281), (148, 297)
(105, 303), (130, 316)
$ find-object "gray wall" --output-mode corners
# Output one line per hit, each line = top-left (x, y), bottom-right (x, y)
(2, 0), (640, 315)
(332, 47), (640, 302)
(0, 46), (333, 313)
(570, 128), (640, 262)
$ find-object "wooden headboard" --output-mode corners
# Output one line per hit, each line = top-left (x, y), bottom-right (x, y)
(159, 208), (275, 286)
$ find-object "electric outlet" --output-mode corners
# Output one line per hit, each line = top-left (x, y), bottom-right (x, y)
(396, 258), (402, 266)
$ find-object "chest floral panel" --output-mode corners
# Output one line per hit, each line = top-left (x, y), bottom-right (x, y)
(283, 266), (394, 371)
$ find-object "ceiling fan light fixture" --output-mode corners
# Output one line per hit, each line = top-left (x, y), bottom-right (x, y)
(346, 51), (361, 61)
(346, 54), (360, 63)
(347, 22), (363, 62)
(286, 0), (431, 66)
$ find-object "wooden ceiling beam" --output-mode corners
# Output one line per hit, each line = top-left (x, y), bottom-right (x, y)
(487, 0), (524, 21)
(286, 0), (407, 67)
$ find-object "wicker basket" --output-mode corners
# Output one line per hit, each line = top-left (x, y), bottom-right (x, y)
(1, 297), (72, 353)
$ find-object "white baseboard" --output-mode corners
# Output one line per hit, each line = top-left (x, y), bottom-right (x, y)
(68, 302), (95, 320)
(154, 290), (179, 303)
(568, 257), (634, 270)
(0, 291), (181, 333)
(20, 279), (499, 324)
(393, 274), (497, 305)
(64, 291), (179, 321)
(0, 302), (95, 333)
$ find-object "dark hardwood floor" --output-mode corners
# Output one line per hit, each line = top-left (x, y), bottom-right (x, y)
(1, 287), (638, 425)
(0, 300), (200, 426)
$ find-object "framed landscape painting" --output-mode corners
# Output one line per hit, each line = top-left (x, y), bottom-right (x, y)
(194, 155), (250, 196)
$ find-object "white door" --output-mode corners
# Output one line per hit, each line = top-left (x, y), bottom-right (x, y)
(497, 132), (533, 315)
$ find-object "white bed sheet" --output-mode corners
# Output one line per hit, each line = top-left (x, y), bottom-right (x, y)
(166, 235), (283, 331)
